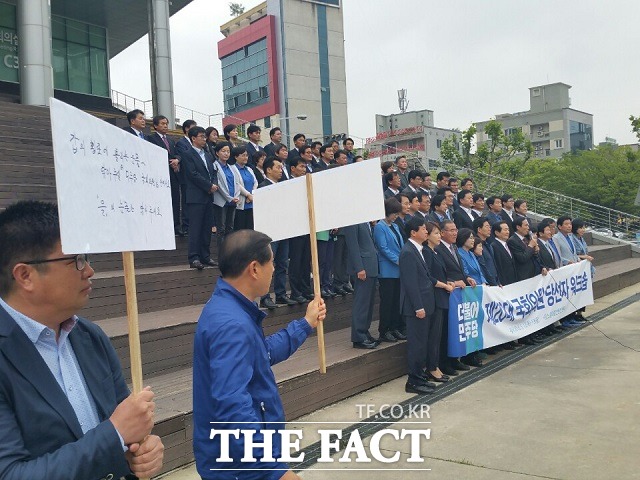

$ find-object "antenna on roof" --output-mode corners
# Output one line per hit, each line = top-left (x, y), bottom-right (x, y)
(398, 89), (409, 114)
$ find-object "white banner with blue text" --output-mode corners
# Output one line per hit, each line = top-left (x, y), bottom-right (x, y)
(448, 261), (594, 356)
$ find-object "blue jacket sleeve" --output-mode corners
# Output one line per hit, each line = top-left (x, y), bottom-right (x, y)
(374, 224), (399, 265)
(265, 318), (312, 366)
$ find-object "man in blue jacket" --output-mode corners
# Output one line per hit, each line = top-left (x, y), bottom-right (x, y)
(193, 230), (326, 480)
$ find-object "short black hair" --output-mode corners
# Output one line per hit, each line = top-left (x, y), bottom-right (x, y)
(300, 145), (312, 156)
(394, 155), (406, 164)
(252, 150), (267, 164)
(436, 171), (450, 181)
(311, 141), (322, 149)
(384, 197), (402, 216)
(293, 133), (306, 143)
(472, 193), (485, 203)
(231, 146), (247, 159)
(182, 120), (197, 134)
(501, 194), (514, 203)
(486, 196), (501, 207)
(263, 157), (280, 174)
(334, 149), (347, 160)
(219, 230), (273, 279)
(456, 228), (474, 248)
(0, 201), (61, 296)
(385, 171), (398, 186)
(461, 177), (473, 188)
(289, 156), (306, 168)
(416, 191), (429, 203)
(343, 137), (354, 146)
(436, 186), (452, 195)
(513, 216), (529, 230)
(431, 194), (446, 211)
(152, 115), (168, 126)
(537, 220), (552, 234)
(188, 126), (206, 142)
(269, 127), (281, 138)
(448, 177), (459, 186)
(381, 161), (394, 173)
(205, 126), (219, 141)
(492, 221), (508, 236)
(319, 144), (332, 155)
(408, 170), (423, 181)
(472, 216), (490, 233)
(127, 109), (144, 124)
(223, 124), (237, 140)
(404, 215), (425, 239)
(457, 189), (472, 202)
(247, 124), (261, 135)
(557, 215), (572, 227)
(214, 141), (233, 153)
(514, 199), (527, 209)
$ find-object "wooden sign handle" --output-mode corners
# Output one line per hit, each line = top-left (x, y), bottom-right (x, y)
(306, 174), (327, 374)
(122, 251), (144, 393)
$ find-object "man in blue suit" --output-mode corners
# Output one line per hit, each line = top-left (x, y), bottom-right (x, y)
(0, 201), (163, 479)
(182, 126), (219, 270)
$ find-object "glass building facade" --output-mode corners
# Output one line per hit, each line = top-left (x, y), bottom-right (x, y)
(221, 38), (269, 116)
(570, 120), (593, 152)
(0, 2), (109, 97)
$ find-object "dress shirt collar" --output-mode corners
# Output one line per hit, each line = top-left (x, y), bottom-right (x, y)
(495, 238), (508, 248)
(408, 238), (425, 255)
(0, 296), (77, 343)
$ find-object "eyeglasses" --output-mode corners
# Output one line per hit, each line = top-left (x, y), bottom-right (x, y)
(21, 254), (90, 271)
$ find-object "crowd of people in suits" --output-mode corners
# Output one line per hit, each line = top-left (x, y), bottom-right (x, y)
(124, 109), (595, 395)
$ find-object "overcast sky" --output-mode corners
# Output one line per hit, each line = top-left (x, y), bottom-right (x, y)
(110, 0), (640, 146)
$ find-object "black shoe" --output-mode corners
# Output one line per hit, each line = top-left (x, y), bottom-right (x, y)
(425, 372), (449, 383)
(190, 260), (204, 270)
(379, 331), (398, 343)
(343, 285), (354, 293)
(353, 340), (378, 350)
(366, 333), (381, 345)
(405, 382), (435, 394)
(391, 330), (407, 340)
(175, 228), (186, 237)
(326, 289), (337, 298)
(532, 336), (545, 344)
(501, 343), (516, 351)
(450, 359), (471, 371)
(321, 289), (331, 299)
(304, 293), (316, 300)
(333, 287), (347, 296)
(292, 295), (307, 304)
(553, 326), (565, 334)
(520, 337), (535, 345)
(440, 366), (459, 376)
(461, 356), (483, 368)
(202, 259), (218, 267)
(260, 298), (277, 310)
(275, 295), (298, 306)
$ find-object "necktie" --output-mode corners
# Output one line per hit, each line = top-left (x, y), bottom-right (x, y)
(449, 244), (460, 265)
(504, 243), (512, 258)
(162, 135), (170, 150)
(139, 131), (144, 139)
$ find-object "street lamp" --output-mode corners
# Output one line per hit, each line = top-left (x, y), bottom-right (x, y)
(277, 114), (308, 122)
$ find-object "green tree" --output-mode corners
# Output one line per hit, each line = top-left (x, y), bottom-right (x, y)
(229, 2), (245, 16)
(475, 120), (533, 189)
(520, 145), (640, 214)
(630, 115), (640, 142)
(440, 125), (476, 170)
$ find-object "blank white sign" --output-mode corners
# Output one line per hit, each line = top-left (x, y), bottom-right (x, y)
(253, 160), (385, 242)
(50, 98), (176, 253)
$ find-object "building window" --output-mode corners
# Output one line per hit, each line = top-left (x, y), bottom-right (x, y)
(264, 116), (271, 128)
(221, 38), (269, 115)
(505, 127), (522, 136)
(532, 88), (541, 97)
(436, 139), (442, 149)
(407, 139), (417, 149)
(554, 139), (563, 149)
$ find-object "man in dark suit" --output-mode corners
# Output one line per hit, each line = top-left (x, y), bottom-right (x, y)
(491, 221), (518, 286)
(486, 196), (503, 225)
(263, 127), (283, 158)
(344, 222), (379, 349)
(536, 220), (561, 270)
(507, 216), (544, 281)
(500, 194), (515, 234)
(147, 115), (184, 236)
(174, 119), (198, 233)
(436, 220), (481, 368)
(399, 216), (440, 394)
(182, 126), (218, 270)
(313, 144), (334, 172)
(402, 170), (423, 195)
(287, 133), (306, 162)
(453, 189), (477, 230)
(383, 171), (402, 199)
(245, 124), (264, 162)
(123, 109), (146, 139)
(0, 201), (163, 479)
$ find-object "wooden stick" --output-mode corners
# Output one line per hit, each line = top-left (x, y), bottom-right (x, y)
(306, 173), (326, 374)
(122, 251), (144, 393)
